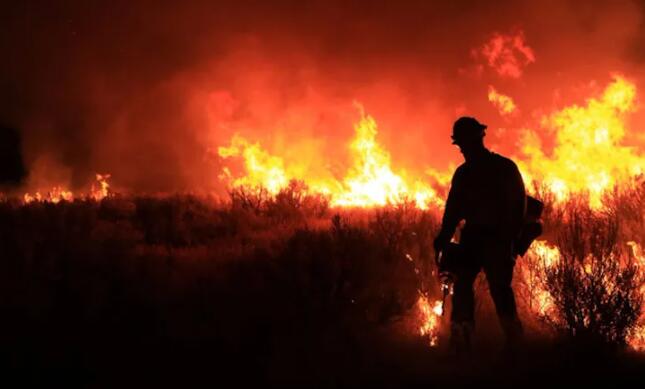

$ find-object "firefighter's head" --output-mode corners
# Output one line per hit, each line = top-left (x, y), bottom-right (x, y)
(451, 117), (486, 145)
(451, 116), (486, 157)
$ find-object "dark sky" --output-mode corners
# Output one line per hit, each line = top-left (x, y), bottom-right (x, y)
(1, 0), (644, 192)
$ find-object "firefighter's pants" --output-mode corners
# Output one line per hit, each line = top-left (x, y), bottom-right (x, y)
(451, 229), (523, 341)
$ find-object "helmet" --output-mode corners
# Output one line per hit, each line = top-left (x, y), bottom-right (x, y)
(451, 116), (487, 145)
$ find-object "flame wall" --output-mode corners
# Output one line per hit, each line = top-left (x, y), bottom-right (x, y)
(1, 1), (644, 194)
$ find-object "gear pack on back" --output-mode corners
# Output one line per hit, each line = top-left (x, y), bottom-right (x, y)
(514, 195), (544, 257)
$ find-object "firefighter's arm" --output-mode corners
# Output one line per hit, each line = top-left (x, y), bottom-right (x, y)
(434, 169), (464, 251)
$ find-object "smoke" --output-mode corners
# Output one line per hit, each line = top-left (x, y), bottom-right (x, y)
(0, 0), (643, 193)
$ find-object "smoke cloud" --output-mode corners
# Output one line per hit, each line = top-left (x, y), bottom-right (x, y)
(0, 0), (643, 193)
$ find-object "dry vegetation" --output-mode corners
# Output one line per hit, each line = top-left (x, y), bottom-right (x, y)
(0, 178), (644, 386)
(522, 177), (645, 347)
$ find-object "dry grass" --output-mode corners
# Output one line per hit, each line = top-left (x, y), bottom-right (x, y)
(0, 178), (643, 385)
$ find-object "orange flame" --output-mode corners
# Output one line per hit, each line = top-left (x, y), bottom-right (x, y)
(23, 187), (73, 204)
(22, 174), (111, 204)
(417, 293), (443, 347)
(90, 174), (111, 201)
(331, 110), (443, 209)
(518, 75), (644, 208)
(218, 75), (643, 210)
(520, 240), (560, 317)
(488, 85), (517, 116)
(218, 135), (289, 194)
(218, 109), (445, 209)
(521, 240), (645, 351)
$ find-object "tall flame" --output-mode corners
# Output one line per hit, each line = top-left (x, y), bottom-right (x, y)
(90, 174), (111, 201)
(332, 111), (442, 209)
(217, 109), (444, 209)
(519, 75), (643, 208)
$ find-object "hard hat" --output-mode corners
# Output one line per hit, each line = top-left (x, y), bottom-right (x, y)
(451, 116), (487, 144)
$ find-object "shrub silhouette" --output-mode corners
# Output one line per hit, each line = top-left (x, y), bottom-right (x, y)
(542, 198), (643, 347)
(1, 183), (644, 384)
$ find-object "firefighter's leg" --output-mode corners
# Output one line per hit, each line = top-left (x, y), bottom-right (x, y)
(484, 251), (523, 345)
(450, 264), (479, 353)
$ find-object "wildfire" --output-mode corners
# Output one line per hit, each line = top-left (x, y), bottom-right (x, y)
(522, 240), (645, 350)
(488, 85), (517, 116)
(218, 135), (289, 194)
(331, 111), (442, 209)
(214, 74), (644, 347)
(217, 76), (643, 212)
(520, 240), (560, 317)
(417, 293), (443, 347)
(23, 187), (73, 204)
(22, 174), (112, 204)
(90, 174), (111, 201)
(518, 75), (644, 208)
(218, 109), (444, 209)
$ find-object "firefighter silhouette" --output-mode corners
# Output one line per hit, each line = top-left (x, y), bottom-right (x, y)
(434, 116), (526, 353)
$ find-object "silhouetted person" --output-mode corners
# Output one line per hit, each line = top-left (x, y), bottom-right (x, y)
(434, 117), (526, 353)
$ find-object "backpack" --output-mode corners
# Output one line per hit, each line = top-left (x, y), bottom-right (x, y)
(514, 195), (544, 257)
